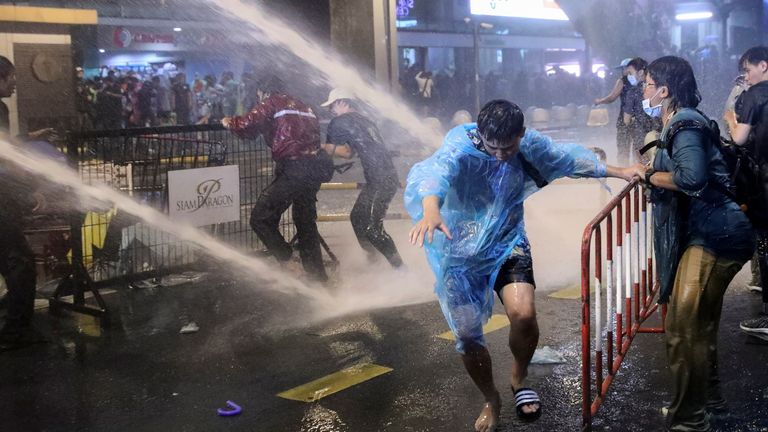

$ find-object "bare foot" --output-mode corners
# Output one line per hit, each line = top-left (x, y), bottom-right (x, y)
(474, 392), (501, 432)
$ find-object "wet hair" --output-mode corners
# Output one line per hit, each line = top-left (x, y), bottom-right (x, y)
(647, 56), (700, 111)
(477, 100), (525, 143)
(739, 46), (768, 70)
(627, 57), (648, 72)
(0, 55), (14, 80)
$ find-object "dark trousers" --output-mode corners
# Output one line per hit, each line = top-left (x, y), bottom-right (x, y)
(0, 228), (37, 332)
(616, 117), (630, 165)
(665, 246), (743, 432)
(350, 180), (402, 268)
(756, 232), (768, 304)
(250, 156), (331, 281)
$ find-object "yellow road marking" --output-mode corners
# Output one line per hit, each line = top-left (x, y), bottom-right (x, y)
(277, 363), (393, 402)
(548, 284), (594, 300)
(437, 314), (510, 341)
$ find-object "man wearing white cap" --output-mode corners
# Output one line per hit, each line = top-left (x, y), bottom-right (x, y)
(594, 57), (634, 163)
(320, 89), (403, 268)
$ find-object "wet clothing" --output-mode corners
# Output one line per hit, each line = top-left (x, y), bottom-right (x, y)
(664, 247), (742, 432)
(349, 181), (402, 267)
(326, 112), (402, 267)
(649, 108), (753, 432)
(492, 236), (536, 301)
(229, 94), (321, 160)
(326, 112), (398, 185)
(405, 123), (605, 353)
(230, 93), (333, 281)
(249, 154), (334, 280)
(651, 108), (754, 303)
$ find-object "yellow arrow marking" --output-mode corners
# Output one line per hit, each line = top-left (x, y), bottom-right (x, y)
(437, 314), (510, 341)
(277, 363), (393, 402)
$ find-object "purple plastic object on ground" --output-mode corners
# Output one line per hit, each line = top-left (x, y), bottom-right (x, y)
(217, 400), (242, 416)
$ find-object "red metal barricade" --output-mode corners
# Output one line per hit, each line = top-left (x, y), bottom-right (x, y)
(580, 179), (667, 431)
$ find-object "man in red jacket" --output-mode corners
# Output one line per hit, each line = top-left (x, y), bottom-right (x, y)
(222, 77), (334, 281)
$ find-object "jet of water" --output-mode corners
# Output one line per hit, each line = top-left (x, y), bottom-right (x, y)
(205, 0), (446, 150)
(0, 137), (334, 306)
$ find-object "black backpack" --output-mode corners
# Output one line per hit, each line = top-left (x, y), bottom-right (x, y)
(642, 113), (766, 226)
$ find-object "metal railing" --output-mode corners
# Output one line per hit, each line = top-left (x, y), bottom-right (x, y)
(50, 124), (289, 323)
(580, 179), (666, 431)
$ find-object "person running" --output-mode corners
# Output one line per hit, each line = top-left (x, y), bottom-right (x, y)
(320, 88), (403, 268)
(405, 99), (635, 431)
(222, 76), (334, 282)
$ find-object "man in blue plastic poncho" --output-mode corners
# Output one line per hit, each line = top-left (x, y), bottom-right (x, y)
(406, 100), (635, 431)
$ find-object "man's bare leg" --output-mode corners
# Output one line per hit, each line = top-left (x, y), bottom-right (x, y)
(501, 283), (540, 415)
(461, 343), (501, 432)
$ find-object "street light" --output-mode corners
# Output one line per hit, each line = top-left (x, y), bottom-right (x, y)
(675, 11), (713, 21)
(464, 17), (494, 115)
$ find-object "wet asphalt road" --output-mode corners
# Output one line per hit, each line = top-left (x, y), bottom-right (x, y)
(2, 256), (766, 432)
(2, 126), (768, 432)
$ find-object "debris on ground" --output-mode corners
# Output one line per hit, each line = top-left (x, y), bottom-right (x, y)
(217, 400), (242, 417)
(531, 346), (566, 364)
(179, 322), (200, 334)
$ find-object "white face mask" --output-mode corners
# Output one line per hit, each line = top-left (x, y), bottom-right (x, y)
(627, 74), (638, 86)
(642, 88), (663, 117)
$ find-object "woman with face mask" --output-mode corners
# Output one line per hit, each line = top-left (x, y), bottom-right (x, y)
(623, 57), (661, 163)
(594, 57), (633, 164)
(632, 56), (754, 432)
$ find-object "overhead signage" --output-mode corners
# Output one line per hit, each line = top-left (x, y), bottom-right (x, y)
(113, 26), (174, 48)
(469, 0), (569, 21)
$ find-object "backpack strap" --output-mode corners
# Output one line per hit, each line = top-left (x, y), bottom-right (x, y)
(518, 153), (549, 188)
(639, 139), (659, 155)
(664, 115), (740, 202)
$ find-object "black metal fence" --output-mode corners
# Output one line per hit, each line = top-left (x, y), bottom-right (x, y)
(58, 124), (289, 290)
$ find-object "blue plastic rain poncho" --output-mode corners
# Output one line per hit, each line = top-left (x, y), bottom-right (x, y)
(405, 124), (606, 353)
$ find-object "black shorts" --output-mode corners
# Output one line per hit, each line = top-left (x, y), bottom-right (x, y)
(493, 237), (536, 302)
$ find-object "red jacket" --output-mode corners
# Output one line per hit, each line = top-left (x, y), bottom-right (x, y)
(228, 93), (320, 160)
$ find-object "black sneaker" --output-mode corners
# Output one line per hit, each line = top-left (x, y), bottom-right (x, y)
(739, 316), (768, 337)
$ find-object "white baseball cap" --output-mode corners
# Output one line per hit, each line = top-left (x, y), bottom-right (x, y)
(321, 88), (355, 107)
(614, 58), (632, 69)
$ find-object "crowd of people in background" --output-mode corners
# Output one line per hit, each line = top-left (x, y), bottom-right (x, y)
(397, 42), (734, 132)
(74, 67), (264, 131)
